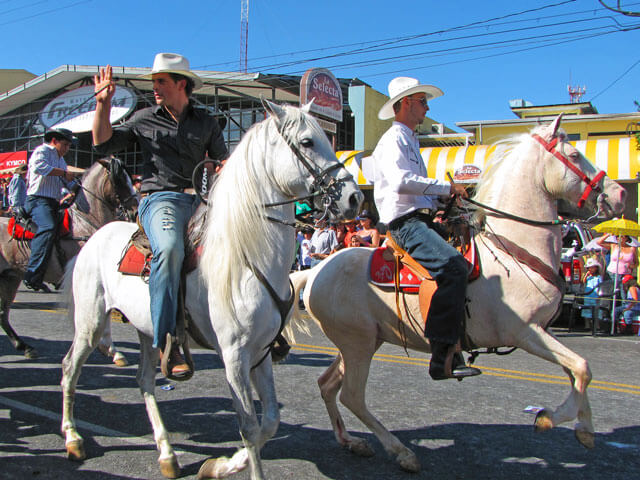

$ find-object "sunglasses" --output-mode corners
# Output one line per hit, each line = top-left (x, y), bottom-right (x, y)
(409, 96), (428, 108)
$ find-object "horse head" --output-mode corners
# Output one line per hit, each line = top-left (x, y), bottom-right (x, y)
(533, 114), (626, 219)
(262, 99), (363, 222)
(95, 156), (138, 221)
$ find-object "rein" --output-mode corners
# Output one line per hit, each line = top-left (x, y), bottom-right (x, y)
(464, 197), (566, 226)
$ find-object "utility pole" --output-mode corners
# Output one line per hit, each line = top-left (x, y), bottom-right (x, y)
(240, 0), (249, 72)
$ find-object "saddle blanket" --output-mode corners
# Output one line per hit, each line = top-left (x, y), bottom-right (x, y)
(368, 241), (480, 292)
(8, 209), (71, 241)
(118, 243), (202, 276)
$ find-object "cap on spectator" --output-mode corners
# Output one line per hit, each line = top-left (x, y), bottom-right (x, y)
(622, 274), (635, 284)
(357, 209), (376, 221)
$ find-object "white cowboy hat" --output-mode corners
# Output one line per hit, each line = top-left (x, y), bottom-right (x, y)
(139, 52), (203, 90)
(378, 77), (443, 120)
(585, 257), (601, 269)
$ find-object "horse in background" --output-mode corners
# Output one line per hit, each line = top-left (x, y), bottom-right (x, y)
(0, 157), (137, 359)
(288, 115), (626, 472)
(60, 101), (363, 479)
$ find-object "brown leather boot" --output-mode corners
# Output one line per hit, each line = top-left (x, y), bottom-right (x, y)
(429, 342), (481, 380)
(160, 342), (192, 380)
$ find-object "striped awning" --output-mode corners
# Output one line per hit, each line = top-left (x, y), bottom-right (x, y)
(337, 137), (640, 186)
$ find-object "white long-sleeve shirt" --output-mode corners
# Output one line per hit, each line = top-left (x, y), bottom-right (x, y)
(372, 121), (451, 224)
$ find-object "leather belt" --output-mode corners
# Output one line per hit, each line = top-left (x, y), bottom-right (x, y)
(388, 208), (432, 231)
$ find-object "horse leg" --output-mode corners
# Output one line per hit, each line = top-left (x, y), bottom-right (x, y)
(317, 353), (375, 457)
(61, 320), (106, 461)
(337, 342), (421, 472)
(0, 278), (37, 358)
(97, 322), (128, 367)
(517, 326), (594, 448)
(135, 333), (180, 478)
(198, 353), (264, 480)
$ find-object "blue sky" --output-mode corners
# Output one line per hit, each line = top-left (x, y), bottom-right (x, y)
(2, 0), (639, 130)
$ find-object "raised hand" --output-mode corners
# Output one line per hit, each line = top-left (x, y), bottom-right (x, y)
(94, 65), (116, 104)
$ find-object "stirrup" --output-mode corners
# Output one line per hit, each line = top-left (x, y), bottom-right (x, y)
(160, 333), (194, 382)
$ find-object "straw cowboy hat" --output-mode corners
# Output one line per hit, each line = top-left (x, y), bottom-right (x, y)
(13, 164), (28, 174)
(139, 53), (203, 90)
(378, 76), (444, 120)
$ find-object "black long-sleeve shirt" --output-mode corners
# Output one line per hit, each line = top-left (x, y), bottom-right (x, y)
(94, 103), (228, 193)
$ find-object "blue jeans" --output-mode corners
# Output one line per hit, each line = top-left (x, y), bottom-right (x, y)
(139, 192), (198, 349)
(390, 214), (468, 344)
(24, 195), (59, 285)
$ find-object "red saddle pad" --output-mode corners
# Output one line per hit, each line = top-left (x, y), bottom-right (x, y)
(368, 241), (480, 292)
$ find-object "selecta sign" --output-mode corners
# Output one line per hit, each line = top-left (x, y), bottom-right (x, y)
(300, 68), (343, 122)
(39, 85), (136, 133)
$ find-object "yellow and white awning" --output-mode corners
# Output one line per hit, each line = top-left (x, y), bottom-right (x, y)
(337, 137), (640, 186)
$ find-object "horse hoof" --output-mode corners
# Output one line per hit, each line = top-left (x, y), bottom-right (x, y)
(197, 457), (233, 479)
(113, 352), (128, 367)
(66, 440), (86, 461)
(347, 438), (375, 457)
(534, 409), (554, 432)
(24, 346), (38, 359)
(159, 456), (181, 478)
(397, 449), (420, 473)
(575, 429), (595, 449)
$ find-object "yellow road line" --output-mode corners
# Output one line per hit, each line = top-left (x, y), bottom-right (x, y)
(293, 343), (640, 396)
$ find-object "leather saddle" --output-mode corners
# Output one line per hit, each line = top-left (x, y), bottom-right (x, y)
(369, 231), (480, 331)
(8, 208), (72, 241)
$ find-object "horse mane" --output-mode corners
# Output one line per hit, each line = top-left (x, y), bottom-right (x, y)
(200, 105), (312, 323)
(471, 124), (566, 224)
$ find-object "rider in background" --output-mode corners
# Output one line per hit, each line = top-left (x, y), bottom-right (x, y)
(23, 128), (82, 293)
(371, 76), (481, 381)
(92, 53), (228, 379)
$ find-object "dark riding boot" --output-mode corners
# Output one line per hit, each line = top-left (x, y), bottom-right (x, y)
(429, 341), (482, 381)
(271, 333), (291, 363)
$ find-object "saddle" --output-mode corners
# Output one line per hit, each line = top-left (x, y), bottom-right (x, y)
(8, 209), (72, 241)
(369, 231), (480, 334)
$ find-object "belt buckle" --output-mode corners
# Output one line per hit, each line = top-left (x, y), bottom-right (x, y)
(416, 208), (431, 216)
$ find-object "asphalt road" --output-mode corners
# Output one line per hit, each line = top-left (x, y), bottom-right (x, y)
(1, 286), (639, 479)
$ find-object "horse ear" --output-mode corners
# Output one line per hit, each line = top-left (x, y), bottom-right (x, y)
(261, 97), (286, 121)
(550, 114), (563, 136)
(301, 99), (315, 113)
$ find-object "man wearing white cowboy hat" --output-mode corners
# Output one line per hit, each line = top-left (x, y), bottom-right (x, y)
(92, 53), (228, 379)
(23, 128), (83, 293)
(372, 76), (481, 381)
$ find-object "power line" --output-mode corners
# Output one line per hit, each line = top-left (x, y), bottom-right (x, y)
(0, 0), (93, 27)
(589, 57), (640, 101)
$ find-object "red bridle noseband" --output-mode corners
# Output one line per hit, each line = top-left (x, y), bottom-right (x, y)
(531, 134), (606, 208)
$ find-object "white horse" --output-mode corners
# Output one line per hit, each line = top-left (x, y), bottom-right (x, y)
(288, 115), (626, 472)
(60, 100), (363, 480)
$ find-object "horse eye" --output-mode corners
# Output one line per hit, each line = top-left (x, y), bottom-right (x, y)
(300, 138), (314, 148)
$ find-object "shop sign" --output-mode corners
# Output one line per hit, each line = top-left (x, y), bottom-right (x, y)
(39, 85), (136, 133)
(453, 164), (482, 184)
(0, 151), (27, 178)
(300, 68), (343, 122)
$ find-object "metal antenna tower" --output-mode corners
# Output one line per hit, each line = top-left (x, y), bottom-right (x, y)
(240, 0), (249, 72)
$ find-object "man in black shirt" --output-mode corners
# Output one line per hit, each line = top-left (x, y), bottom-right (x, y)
(93, 53), (228, 379)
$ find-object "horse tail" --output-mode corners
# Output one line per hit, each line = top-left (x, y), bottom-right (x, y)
(284, 269), (313, 342)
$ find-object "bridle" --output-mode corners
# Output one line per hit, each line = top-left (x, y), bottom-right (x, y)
(76, 163), (137, 223)
(531, 133), (605, 208)
(263, 116), (348, 222)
